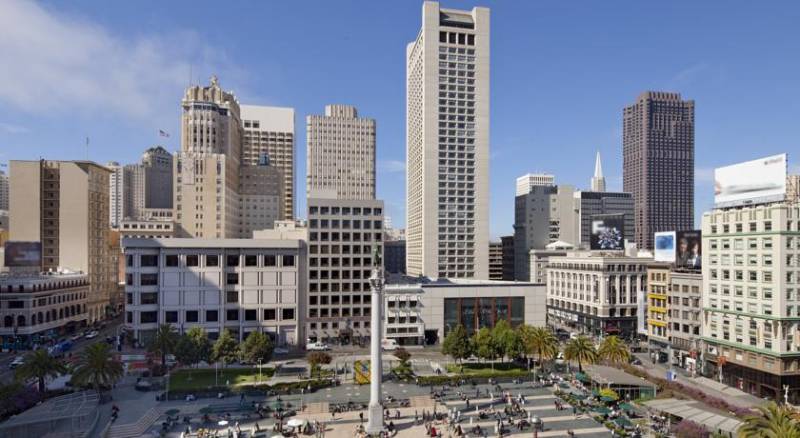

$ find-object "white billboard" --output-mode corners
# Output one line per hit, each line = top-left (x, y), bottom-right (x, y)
(654, 231), (676, 263)
(714, 154), (787, 207)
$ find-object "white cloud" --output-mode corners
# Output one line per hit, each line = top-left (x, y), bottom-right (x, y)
(0, 122), (29, 134)
(0, 0), (238, 122)
(379, 160), (406, 173)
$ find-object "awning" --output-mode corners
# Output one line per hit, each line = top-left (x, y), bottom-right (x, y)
(642, 398), (742, 434)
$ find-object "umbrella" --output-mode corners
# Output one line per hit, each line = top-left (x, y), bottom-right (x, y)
(600, 396), (617, 403)
(218, 420), (229, 427)
(575, 372), (590, 382)
(286, 418), (307, 428)
(165, 409), (180, 416)
(615, 417), (633, 428)
(618, 403), (634, 412)
(592, 406), (611, 415)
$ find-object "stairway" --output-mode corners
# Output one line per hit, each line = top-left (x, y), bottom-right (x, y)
(106, 408), (161, 438)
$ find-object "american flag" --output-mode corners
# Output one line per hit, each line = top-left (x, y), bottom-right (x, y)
(159, 129), (170, 138)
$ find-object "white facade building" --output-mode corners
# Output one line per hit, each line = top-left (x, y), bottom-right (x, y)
(516, 173), (555, 197)
(108, 162), (125, 229)
(122, 238), (304, 346)
(406, 1), (490, 280)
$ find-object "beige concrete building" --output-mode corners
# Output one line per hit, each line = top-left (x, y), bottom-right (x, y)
(488, 240), (503, 280)
(516, 173), (554, 197)
(241, 105), (295, 220)
(175, 76), (242, 238)
(406, 1), (490, 280)
(9, 160), (115, 322)
(120, 209), (175, 239)
(0, 169), (8, 211)
(239, 163), (284, 237)
(788, 175), (800, 203)
(306, 105), (376, 200)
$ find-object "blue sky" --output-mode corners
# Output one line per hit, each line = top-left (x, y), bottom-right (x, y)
(1, 0), (799, 238)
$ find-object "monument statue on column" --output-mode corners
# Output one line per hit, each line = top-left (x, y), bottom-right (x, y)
(366, 245), (385, 435)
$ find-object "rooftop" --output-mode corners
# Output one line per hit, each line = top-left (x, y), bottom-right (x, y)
(386, 273), (540, 289)
(121, 237), (301, 249)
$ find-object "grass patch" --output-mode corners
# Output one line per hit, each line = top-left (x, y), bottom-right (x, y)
(168, 367), (275, 391)
(446, 362), (527, 376)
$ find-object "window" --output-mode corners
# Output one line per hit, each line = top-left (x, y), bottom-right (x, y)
(206, 255), (219, 267)
(245, 255), (258, 266)
(126, 255), (134, 267)
(140, 311), (157, 323)
(165, 255), (179, 267)
(264, 255), (276, 266)
(226, 291), (238, 303)
(141, 293), (158, 305)
(140, 273), (159, 286)
(226, 273), (239, 285)
(282, 308), (295, 320)
(185, 310), (199, 323)
(186, 255), (199, 267)
(126, 273), (134, 286)
(141, 255), (158, 267)
(226, 309), (239, 321)
(245, 309), (257, 321)
(264, 309), (276, 320)
(283, 255), (295, 267)
(206, 310), (218, 322)
(165, 311), (178, 323)
(226, 255), (239, 267)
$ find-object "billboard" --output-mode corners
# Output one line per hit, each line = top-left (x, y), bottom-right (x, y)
(4, 241), (42, 267)
(676, 230), (701, 269)
(714, 153), (787, 207)
(590, 215), (625, 250)
(654, 232), (676, 263)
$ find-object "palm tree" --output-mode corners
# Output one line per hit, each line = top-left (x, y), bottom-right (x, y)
(737, 402), (800, 438)
(521, 326), (559, 373)
(148, 324), (178, 366)
(72, 343), (124, 395)
(564, 335), (597, 373)
(598, 336), (630, 365)
(15, 349), (67, 393)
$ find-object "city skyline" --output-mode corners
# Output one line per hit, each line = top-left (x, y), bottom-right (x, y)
(1, 1), (800, 239)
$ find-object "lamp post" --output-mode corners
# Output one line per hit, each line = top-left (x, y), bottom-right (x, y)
(365, 246), (385, 436)
(531, 415), (541, 438)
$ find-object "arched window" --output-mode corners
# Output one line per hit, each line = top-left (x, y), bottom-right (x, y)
(59, 308), (64, 319)
(17, 315), (25, 327)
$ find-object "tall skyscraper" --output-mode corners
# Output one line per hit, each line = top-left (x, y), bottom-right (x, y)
(238, 162), (284, 237)
(174, 76), (242, 238)
(9, 160), (115, 322)
(241, 105), (295, 220)
(623, 91), (695, 249)
(516, 173), (555, 197)
(108, 162), (126, 229)
(406, 1), (490, 279)
(590, 151), (606, 192)
(0, 169), (8, 211)
(306, 105), (376, 200)
(139, 146), (173, 210)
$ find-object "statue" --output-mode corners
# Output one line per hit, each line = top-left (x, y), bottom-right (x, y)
(373, 244), (382, 268)
(210, 75), (219, 87)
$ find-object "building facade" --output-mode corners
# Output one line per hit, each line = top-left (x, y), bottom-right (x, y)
(500, 235), (514, 281)
(0, 169), (8, 212)
(406, 1), (490, 279)
(669, 270), (703, 374)
(702, 202), (800, 401)
(575, 191), (635, 249)
(108, 162), (126, 229)
(9, 160), (115, 322)
(306, 105), (376, 200)
(514, 184), (577, 281)
(384, 240), (407, 275)
(529, 245), (570, 285)
(0, 270), (89, 349)
(646, 263), (671, 355)
(122, 238), (304, 346)
(120, 208), (175, 239)
(241, 105), (295, 220)
(305, 199), (384, 344)
(788, 175), (800, 204)
(516, 173), (555, 197)
(175, 76), (242, 238)
(547, 252), (650, 337)
(384, 278), (546, 346)
(238, 163), (284, 237)
(488, 241), (503, 280)
(623, 91), (695, 250)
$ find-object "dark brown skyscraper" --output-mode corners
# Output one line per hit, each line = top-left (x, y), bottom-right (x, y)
(623, 91), (694, 250)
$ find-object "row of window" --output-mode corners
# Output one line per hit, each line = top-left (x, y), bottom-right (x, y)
(133, 307), (295, 325)
(308, 206), (382, 216)
(128, 253), (295, 269)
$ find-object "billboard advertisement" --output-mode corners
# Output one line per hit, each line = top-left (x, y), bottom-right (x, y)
(654, 231), (676, 263)
(714, 153), (787, 207)
(4, 241), (42, 267)
(590, 215), (625, 250)
(676, 230), (701, 269)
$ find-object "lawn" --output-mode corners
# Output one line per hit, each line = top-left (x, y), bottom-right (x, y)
(445, 362), (528, 376)
(168, 367), (275, 391)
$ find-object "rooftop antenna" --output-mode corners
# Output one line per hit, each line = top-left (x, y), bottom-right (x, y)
(85, 136), (89, 160)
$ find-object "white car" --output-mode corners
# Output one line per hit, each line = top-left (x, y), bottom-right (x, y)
(84, 331), (99, 340)
(70, 334), (82, 342)
(9, 356), (25, 370)
(306, 342), (330, 351)
(381, 339), (398, 351)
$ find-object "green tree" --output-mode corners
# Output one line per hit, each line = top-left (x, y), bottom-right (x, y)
(240, 331), (274, 364)
(473, 327), (500, 368)
(598, 336), (630, 365)
(564, 335), (597, 373)
(72, 343), (124, 395)
(212, 329), (239, 366)
(441, 324), (473, 365)
(15, 349), (67, 393)
(491, 320), (514, 362)
(737, 402), (800, 438)
(394, 348), (411, 365)
(521, 326), (559, 372)
(307, 351), (332, 378)
(148, 324), (178, 366)
(174, 335), (199, 367)
(186, 327), (212, 364)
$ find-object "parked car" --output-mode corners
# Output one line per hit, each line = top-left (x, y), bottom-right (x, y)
(306, 342), (330, 351)
(9, 356), (25, 370)
(381, 339), (398, 351)
(84, 331), (99, 340)
(70, 334), (83, 342)
(273, 347), (289, 355)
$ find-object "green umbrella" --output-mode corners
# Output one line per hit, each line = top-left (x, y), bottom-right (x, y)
(600, 396), (617, 403)
(575, 372), (590, 382)
(618, 403), (634, 412)
(165, 409), (181, 416)
(614, 417), (633, 428)
(592, 406), (611, 415)
(573, 394), (588, 400)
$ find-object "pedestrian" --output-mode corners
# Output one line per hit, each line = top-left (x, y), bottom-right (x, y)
(396, 409), (400, 420)
(359, 412), (364, 423)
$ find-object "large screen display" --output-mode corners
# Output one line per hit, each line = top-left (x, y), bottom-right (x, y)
(714, 154), (787, 207)
(4, 241), (42, 267)
(654, 231), (676, 263)
(676, 230), (702, 269)
(590, 215), (625, 250)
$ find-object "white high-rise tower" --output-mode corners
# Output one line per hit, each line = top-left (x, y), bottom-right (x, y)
(591, 151), (606, 192)
(406, 1), (490, 279)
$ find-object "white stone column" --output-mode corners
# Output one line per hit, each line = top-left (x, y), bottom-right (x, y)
(366, 257), (384, 435)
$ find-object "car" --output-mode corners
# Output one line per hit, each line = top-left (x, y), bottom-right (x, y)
(630, 358), (643, 366)
(306, 342), (330, 351)
(381, 339), (398, 351)
(273, 347), (289, 355)
(84, 331), (99, 340)
(70, 334), (83, 342)
(9, 356), (25, 370)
